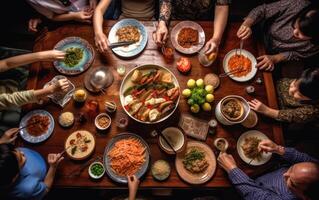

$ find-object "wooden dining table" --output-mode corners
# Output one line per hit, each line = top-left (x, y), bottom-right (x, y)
(22, 20), (284, 189)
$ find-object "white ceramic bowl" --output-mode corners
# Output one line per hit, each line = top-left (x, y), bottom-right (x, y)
(215, 95), (250, 125)
(95, 113), (111, 130)
(88, 161), (105, 179)
(158, 127), (186, 154)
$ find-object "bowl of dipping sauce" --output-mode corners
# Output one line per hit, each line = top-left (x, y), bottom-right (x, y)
(158, 127), (186, 154)
(214, 137), (229, 152)
(88, 161), (105, 179)
(95, 113), (111, 130)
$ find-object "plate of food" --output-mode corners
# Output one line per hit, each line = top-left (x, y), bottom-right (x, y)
(104, 133), (150, 184)
(19, 110), (54, 143)
(237, 130), (272, 166)
(175, 140), (216, 185)
(120, 64), (180, 124)
(170, 21), (205, 54)
(223, 49), (257, 82)
(108, 18), (148, 58)
(64, 130), (96, 160)
(54, 37), (95, 75)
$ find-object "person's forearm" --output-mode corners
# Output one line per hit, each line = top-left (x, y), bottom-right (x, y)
(264, 107), (279, 119)
(159, 0), (172, 25)
(129, 190), (137, 200)
(44, 166), (57, 192)
(212, 5), (229, 44)
(51, 12), (77, 21)
(273, 53), (286, 63)
(93, 0), (111, 35)
(34, 85), (54, 99)
(0, 52), (49, 72)
(242, 17), (254, 28)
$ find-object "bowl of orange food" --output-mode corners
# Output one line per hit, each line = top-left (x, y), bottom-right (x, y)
(103, 133), (150, 184)
(223, 49), (257, 82)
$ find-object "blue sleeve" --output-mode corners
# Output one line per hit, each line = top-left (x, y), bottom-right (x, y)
(228, 168), (283, 200)
(282, 147), (319, 164)
(30, 180), (47, 200)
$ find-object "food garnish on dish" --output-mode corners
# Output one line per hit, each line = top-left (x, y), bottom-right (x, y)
(63, 47), (84, 67)
(26, 114), (50, 137)
(122, 68), (180, 123)
(241, 136), (262, 162)
(116, 25), (140, 43)
(65, 130), (95, 160)
(183, 147), (209, 174)
(177, 28), (198, 48)
(107, 137), (146, 176)
(228, 54), (252, 77)
(221, 98), (244, 121)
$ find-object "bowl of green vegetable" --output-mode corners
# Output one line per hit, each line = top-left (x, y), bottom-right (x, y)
(88, 161), (105, 179)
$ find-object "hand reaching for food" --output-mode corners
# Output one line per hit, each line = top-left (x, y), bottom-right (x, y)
(256, 55), (277, 71)
(51, 79), (70, 93)
(48, 153), (64, 168)
(73, 10), (93, 23)
(95, 32), (109, 53)
(248, 99), (269, 114)
(258, 139), (285, 155)
(40, 50), (66, 61)
(153, 21), (168, 46)
(128, 175), (140, 200)
(237, 24), (252, 40)
(203, 39), (219, 55)
(217, 152), (237, 173)
(0, 128), (19, 144)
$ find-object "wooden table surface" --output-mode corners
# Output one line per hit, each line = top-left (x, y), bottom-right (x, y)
(23, 21), (283, 189)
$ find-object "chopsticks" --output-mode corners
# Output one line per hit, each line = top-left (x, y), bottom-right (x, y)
(15, 120), (40, 134)
(59, 145), (73, 156)
(156, 129), (177, 154)
(219, 67), (245, 78)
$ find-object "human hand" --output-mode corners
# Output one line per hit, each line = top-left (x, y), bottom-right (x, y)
(248, 99), (270, 114)
(258, 139), (284, 155)
(47, 153), (64, 168)
(237, 24), (252, 40)
(50, 79), (70, 94)
(28, 18), (42, 32)
(152, 21), (168, 47)
(95, 32), (109, 53)
(40, 50), (65, 61)
(128, 175), (140, 198)
(203, 39), (219, 55)
(256, 55), (277, 71)
(217, 152), (237, 173)
(73, 10), (93, 23)
(0, 128), (19, 144)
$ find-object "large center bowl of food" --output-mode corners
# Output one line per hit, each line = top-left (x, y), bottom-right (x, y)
(120, 64), (180, 124)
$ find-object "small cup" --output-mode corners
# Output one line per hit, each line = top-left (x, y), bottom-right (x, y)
(95, 113), (111, 130)
(88, 161), (105, 179)
(214, 138), (229, 152)
(116, 115), (128, 129)
(105, 101), (117, 113)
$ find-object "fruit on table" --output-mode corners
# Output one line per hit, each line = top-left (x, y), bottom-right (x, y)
(196, 79), (204, 88)
(206, 94), (214, 103)
(182, 89), (192, 97)
(177, 57), (191, 73)
(202, 102), (212, 111)
(187, 98), (195, 105)
(205, 85), (214, 94)
(190, 104), (200, 113)
(187, 79), (196, 88)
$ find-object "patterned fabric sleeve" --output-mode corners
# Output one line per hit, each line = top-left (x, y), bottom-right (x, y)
(216, 0), (232, 5)
(281, 46), (319, 61)
(0, 90), (38, 110)
(246, 0), (291, 25)
(276, 105), (319, 123)
(228, 168), (283, 200)
(283, 147), (319, 164)
(159, 0), (172, 25)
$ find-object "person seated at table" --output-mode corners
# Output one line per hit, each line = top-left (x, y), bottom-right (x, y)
(0, 47), (70, 136)
(218, 139), (319, 200)
(26, 0), (118, 32)
(153, 0), (230, 56)
(0, 128), (19, 145)
(249, 68), (319, 125)
(93, 0), (156, 53)
(0, 144), (64, 199)
(237, 0), (319, 71)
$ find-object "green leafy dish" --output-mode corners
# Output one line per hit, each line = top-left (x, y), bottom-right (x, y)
(64, 47), (84, 67)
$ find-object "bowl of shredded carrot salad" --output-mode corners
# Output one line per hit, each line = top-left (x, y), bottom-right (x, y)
(223, 49), (257, 82)
(104, 133), (150, 183)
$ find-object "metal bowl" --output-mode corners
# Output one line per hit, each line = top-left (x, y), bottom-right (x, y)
(120, 64), (180, 124)
(84, 66), (114, 93)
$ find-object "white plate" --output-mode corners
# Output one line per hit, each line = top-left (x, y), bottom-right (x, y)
(237, 130), (272, 166)
(170, 21), (205, 54)
(223, 49), (257, 82)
